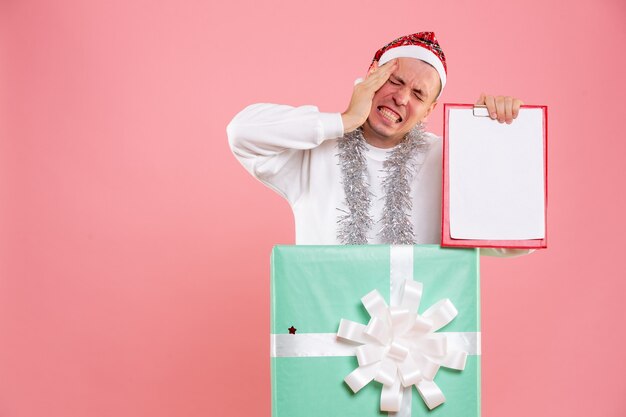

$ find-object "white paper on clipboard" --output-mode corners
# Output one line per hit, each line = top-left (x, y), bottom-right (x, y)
(448, 107), (546, 240)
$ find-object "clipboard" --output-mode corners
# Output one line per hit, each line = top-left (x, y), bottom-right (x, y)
(441, 103), (548, 249)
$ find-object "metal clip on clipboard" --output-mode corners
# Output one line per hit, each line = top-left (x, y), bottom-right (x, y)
(472, 104), (490, 117)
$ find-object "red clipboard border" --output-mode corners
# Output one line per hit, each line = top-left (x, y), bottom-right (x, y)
(441, 103), (548, 249)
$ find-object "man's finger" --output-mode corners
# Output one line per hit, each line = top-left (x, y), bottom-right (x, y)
(485, 95), (497, 119)
(366, 59), (395, 79)
(380, 58), (397, 68)
(365, 61), (379, 78)
(362, 60), (397, 90)
(376, 59), (397, 75)
(504, 96), (513, 124)
(512, 99), (523, 119)
(495, 96), (505, 123)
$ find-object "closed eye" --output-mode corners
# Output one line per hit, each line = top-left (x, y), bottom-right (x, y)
(390, 76), (425, 101)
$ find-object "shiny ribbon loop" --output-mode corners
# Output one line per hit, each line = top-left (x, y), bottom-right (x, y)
(417, 380), (446, 409)
(399, 280), (423, 311)
(337, 278), (469, 413)
(421, 299), (458, 332)
(337, 319), (369, 344)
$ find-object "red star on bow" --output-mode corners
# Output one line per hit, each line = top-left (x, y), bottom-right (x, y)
(288, 326), (297, 334)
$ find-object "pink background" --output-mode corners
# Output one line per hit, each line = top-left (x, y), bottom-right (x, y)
(1, 1), (625, 416)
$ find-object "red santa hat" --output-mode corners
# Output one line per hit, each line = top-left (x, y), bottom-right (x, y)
(372, 32), (447, 96)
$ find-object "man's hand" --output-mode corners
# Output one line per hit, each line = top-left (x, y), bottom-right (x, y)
(341, 59), (398, 133)
(475, 93), (524, 124)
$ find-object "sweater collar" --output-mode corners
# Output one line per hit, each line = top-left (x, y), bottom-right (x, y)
(364, 141), (398, 161)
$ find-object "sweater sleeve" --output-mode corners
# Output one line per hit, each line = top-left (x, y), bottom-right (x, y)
(226, 103), (344, 204)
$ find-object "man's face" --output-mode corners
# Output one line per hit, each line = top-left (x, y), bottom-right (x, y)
(362, 57), (440, 147)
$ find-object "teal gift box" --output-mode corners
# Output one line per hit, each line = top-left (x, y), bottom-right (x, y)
(270, 245), (480, 417)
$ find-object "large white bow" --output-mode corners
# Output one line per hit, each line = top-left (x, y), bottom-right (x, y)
(337, 279), (468, 412)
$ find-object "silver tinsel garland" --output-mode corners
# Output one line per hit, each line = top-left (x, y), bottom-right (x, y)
(337, 125), (428, 245)
(337, 128), (374, 244)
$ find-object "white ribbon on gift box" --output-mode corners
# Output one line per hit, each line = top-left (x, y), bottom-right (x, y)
(270, 245), (480, 417)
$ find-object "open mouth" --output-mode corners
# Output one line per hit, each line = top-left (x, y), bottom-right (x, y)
(378, 106), (402, 123)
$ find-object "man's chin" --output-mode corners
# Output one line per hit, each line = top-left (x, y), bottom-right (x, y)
(366, 119), (396, 134)
(362, 124), (407, 147)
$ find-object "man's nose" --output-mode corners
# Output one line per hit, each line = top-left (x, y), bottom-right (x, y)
(393, 87), (410, 106)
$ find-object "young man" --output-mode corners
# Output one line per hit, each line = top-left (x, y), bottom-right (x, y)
(227, 32), (529, 257)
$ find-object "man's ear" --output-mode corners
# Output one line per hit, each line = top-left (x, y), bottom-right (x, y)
(424, 100), (438, 119)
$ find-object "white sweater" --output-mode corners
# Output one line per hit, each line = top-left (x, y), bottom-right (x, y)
(227, 103), (531, 257)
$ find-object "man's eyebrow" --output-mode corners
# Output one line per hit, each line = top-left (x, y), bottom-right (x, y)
(392, 75), (425, 97)
(392, 75), (405, 85)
